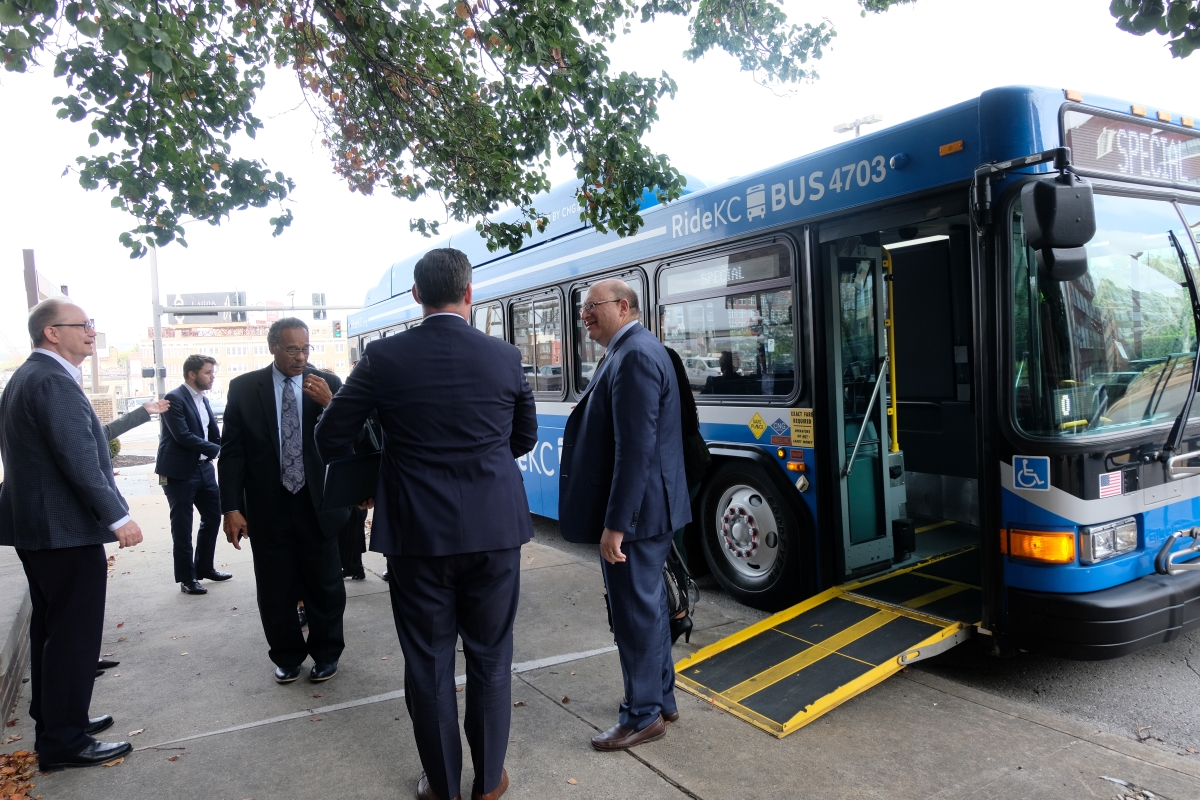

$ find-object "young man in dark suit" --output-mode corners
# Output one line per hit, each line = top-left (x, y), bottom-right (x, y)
(559, 279), (691, 751)
(316, 248), (537, 800)
(218, 318), (349, 684)
(0, 299), (141, 768)
(157, 354), (228, 595)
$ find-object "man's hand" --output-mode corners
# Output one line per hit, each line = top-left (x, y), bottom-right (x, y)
(114, 519), (143, 549)
(600, 528), (627, 565)
(224, 511), (249, 550)
(143, 398), (170, 415)
(359, 497), (375, 510)
(302, 375), (333, 408)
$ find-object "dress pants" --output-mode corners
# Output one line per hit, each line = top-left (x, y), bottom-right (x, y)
(250, 485), (346, 668)
(162, 460), (222, 583)
(388, 548), (521, 800)
(337, 506), (367, 574)
(601, 529), (677, 731)
(17, 544), (107, 762)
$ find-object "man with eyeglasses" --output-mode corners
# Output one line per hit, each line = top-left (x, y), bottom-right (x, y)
(218, 317), (350, 685)
(0, 298), (142, 768)
(558, 279), (690, 752)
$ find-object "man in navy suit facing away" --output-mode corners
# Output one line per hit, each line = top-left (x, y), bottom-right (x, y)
(157, 354), (229, 595)
(0, 298), (141, 768)
(316, 248), (537, 800)
(559, 279), (691, 751)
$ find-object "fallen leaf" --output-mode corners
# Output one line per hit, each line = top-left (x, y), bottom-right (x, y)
(101, 757), (124, 767)
(129, 728), (144, 736)
(4, 720), (16, 728)
(1188, 747), (1199, 754)
(167, 756), (179, 762)
(310, 717), (323, 722)
(231, 607), (237, 610)
(117, 622), (124, 628)
(312, 693), (324, 698)
(513, 701), (525, 707)
(561, 696), (569, 704)
(567, 778), (578, 785)
(118, 637), (127, 642)
(2, 735), (21, 744)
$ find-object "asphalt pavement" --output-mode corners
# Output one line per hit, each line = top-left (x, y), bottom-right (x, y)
(4, 423), (1200, 799)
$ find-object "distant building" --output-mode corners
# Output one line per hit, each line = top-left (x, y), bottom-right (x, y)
(138, 316), (348, 401)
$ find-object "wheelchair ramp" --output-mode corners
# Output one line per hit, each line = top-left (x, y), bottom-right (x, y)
(675, 547), (979, 737)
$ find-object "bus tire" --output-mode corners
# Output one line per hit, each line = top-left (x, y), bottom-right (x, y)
(699, 460), (808, 611)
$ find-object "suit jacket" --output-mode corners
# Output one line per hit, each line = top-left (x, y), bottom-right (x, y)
(218, 365), (349, 538)
(156, 384), (221, 480)
(103, 405), (150, 441)
(0, 352), (128, 550)
(315, 314), (538, 557)
(559, 324), (690, 543)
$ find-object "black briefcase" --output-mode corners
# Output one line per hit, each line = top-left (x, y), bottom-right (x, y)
(321, 452), (381, 511)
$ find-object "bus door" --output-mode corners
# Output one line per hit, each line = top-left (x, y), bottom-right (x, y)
(824, 234), (897, 577)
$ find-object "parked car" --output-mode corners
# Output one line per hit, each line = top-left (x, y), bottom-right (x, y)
(684, 356), (722, 388)
(208, 399), (226, 422)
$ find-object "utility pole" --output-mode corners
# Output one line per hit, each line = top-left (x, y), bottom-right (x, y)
(149, 247), (166, 398)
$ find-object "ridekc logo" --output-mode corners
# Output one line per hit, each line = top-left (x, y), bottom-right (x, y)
(671, 157), (889, 240)
(1013, 456), (1050, 492)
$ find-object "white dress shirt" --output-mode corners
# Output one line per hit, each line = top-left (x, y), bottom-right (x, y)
(184, 383), (211, 461)
(34, 348), (130, 531)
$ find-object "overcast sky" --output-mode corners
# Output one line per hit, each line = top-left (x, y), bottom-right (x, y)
(1, 0), (1196, 355)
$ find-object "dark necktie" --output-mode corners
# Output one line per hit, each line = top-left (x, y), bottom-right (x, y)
(280, 377), (305, 493)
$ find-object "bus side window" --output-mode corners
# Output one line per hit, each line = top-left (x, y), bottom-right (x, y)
(512, 296), (564, 395)
(573, 277), (645, 393)
(473, 303), (505, 339)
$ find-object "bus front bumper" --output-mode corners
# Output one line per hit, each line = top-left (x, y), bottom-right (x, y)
(1007, 570), (1200, 660)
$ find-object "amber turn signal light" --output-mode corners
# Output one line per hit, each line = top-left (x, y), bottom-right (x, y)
(786, 462), (805, 472)
(1006, 529), (1076, 564)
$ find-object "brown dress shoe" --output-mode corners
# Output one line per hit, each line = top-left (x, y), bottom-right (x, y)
(590, 714), (666, 751)
(416, 772), (461, 800)
(471, 767), (509, 800)
(664, 710), (680, 723)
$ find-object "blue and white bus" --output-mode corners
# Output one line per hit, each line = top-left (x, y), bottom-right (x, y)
(350, 86), (1200, 667)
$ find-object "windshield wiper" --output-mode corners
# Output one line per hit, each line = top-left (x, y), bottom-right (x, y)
(1161, 229), (1200, 458)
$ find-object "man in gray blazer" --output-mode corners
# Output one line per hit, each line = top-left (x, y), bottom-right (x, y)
(0, 299), (144, 769)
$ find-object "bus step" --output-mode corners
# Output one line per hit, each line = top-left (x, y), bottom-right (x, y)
(674, 547), (980, 738)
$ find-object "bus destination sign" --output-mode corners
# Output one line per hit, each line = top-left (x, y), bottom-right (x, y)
(1064, 108), (1200, 187)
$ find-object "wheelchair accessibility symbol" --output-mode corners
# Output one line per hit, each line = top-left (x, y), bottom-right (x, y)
(1013, 456), (1050, 491)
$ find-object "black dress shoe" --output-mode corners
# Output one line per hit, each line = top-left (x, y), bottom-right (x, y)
(590, 715), (666, 751)
(381, 570), (390, 582)
(85, 715), (114, 735)
(95, 670), (104, 678)
(97, 659), (120, 670)
(40, 740), (132, 769)
(309, 662), (337, 682)
(344, 568), (366, 580)
(274, 665), (302, 684)
(198, 570), (232, 581)
(180, 580), (207, 595)
(297, 606), (307, 628)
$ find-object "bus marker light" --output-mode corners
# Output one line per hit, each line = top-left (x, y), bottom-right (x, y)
(1132, 104), (1147, 117)
(1008, 529), (1076, 564)
(777, 448), (786, 459)
(1064, 89), (1083, 102)
(1158, 110), (1172, 122)
(939, 140), (964, 156)
(1184, 116), (1195, 128)
(786, 461), (805, 472)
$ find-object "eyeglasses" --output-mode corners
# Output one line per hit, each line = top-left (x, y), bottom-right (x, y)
(51, 320), (95, 332)
(282, 346), (314, 356)
(580, 299), (620, 315)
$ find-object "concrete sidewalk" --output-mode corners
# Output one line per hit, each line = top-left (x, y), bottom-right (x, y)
(7, 491), (1200, 800)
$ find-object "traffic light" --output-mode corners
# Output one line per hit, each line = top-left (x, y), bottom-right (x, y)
(312, 292), (327, 320)
(333, 320), (342, 338)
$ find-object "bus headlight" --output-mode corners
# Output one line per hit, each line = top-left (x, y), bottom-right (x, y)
(1080, 517), (1138, 564)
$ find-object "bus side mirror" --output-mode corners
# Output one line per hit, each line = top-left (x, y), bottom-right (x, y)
(1022, 172), (1095, 282)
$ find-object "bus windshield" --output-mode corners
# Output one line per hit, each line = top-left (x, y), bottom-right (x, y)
(1013, 193), (1200, 438)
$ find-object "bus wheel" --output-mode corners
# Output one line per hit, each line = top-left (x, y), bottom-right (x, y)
(700, 461), (806, 612)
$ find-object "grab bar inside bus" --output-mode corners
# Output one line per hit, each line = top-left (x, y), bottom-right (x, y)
(844, 357), (889, 478)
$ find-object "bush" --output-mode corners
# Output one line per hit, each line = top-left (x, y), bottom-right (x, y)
(109, 438), (121, 459)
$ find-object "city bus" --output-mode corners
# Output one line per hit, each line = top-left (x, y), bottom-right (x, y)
(349, 85), (1200, 732)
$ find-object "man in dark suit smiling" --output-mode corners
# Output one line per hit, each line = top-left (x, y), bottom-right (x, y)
(218, 318), (349, 685)
(157, 354), (227, 595)
(559, 279), (691, 752)
(317, 248), (537, 800)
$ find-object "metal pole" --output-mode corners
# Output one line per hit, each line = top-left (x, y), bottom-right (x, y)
(150, 246), (166, 398)
(883, 249), (899, 453)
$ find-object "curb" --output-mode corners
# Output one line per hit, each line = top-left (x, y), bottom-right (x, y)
(0, 589), (30, 727)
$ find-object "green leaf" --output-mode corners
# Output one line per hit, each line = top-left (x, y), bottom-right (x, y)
(74, 16), (99, 37)
(88, 131), (99, 146)
(150, 48), (173, 74)
(0, 3), (23, 25)
(3, 29), (33, 49)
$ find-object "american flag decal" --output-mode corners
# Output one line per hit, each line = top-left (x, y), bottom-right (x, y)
(1099, 470), (1122, 498)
